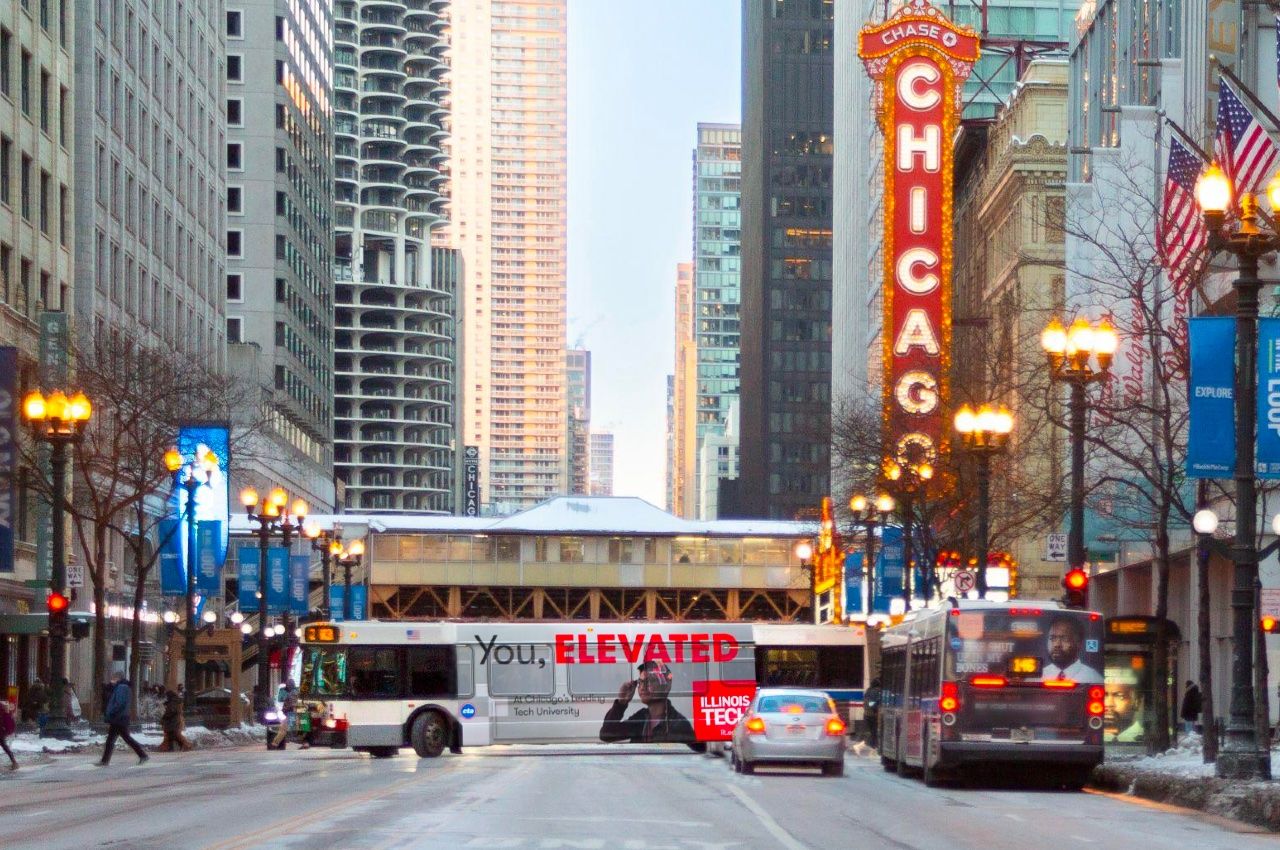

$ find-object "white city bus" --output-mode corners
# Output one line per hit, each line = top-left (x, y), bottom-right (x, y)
(296, 621), (867, 758)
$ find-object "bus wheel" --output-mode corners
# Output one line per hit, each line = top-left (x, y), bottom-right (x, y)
(411, 711), (448, 758)
(880, 755), (897, 773)
(368, 747), (398, 759)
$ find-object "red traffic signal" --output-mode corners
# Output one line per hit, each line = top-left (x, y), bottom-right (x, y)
(1262, 615), (1279, 634)
(47, 591), (69, 614)
(1062, 569), (1089, 608)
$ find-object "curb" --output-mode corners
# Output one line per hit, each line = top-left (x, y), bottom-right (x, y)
(1091, 763), (1280, 832)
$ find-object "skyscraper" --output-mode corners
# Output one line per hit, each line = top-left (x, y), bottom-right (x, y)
(443, 0), (568, 515)
(566, 348), (591, 495)
(669, 262), (696, 517)
(739, 0), (835, 519)
(332, 0), (456, 513)
(692, 123), (741, 519)
(225, 0), (336, 510)
(589, 431), (614, 496)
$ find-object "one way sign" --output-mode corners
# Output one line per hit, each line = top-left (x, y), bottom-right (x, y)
(1045, 533), (1067, 562)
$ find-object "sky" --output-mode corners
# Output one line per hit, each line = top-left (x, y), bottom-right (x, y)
(567, 0), (741, 507)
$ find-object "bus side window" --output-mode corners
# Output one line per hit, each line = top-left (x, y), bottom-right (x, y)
(349, 647), (400, 698)
(488, 644), (555, 696)
(456, 646), (474, 697)
(407, 646), (458, 698)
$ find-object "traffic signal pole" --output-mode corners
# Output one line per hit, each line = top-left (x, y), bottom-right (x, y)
(45, 440), (71, 739)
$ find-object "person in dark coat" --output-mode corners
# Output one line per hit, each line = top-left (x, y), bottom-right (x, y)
(23, 677), (47, 734)
(599, 661), (705, 753)
(863, 677), (883, 748)
(1180, 680), (1203, 733)
(159, 689), (192, 752)
(0, 698), (18, 769)
(99, 675), (148, 765)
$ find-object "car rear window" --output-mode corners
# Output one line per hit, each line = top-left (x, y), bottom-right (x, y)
(758, 695), (829, 713)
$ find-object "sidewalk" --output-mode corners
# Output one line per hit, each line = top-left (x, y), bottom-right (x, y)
(1088, 734), (1280, 832)
(5, 722), (267, 765)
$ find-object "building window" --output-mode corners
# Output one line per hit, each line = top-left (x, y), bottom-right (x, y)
(226, 142), (242, 170)
(0, 136), (9, 205)
(227, 97), (242, 126)
(0, 29), (9, 97)
(227, 185), (242, 213)
(226, 273), (242, 301)
(38, 170), (48, 233)
(19, 49), (29, 114)
(38, 68), (48, 132)
(226, 54), (242, 82)
(19, 154), (30, 220)
(226, 9), (242, 37)
(226, 316), (242, 343)
(58, 183), (67, 245)
(226, 229), (242, 257)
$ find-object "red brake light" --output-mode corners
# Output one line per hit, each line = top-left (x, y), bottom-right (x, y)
(939, 680), (960, 713)
(970, 675), (1006, 688)
(1087, 686), (1105, 716)
(1043, 678), (1076, 689)
(825, 718), (846, 736)
(745, 716), (766, 735)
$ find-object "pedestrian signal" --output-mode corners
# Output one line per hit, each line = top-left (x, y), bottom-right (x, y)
(1062, 569), (1088, 609)
(1263, 615), (1279, 634)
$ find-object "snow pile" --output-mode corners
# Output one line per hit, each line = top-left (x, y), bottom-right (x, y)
(5, 722), (267, 758)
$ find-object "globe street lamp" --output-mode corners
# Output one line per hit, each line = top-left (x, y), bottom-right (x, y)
(334, 539), (365, 621)
(953, 403), (1014, 598)
(304, 522), (346, 620)
(164, 446), (220, 704)
(1041, 316), (1116, 606)
(21, 388), (92, 739)
(849, 493), (895, 616)
(240, 486), (307, 714)
(883, 458), (933, 607)
(1194, 160), (1277, 780)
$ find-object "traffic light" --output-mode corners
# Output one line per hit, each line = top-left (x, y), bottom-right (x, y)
(1062, 568), (1089, 609)
(1262, 615), (1279, 634)
(47, 591), (69, 638)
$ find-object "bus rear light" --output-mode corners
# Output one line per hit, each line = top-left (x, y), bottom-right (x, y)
(325, 717), (349, 732)
(1087, 685), (1105, 717)
(1088, 716), (1103, 730)
(940, 681), (960, 712)
(825, 718), (846, 736)
(970, 676), (1006, 688)
(941, 713), (957, 726)
(1042, 679), (1076, 689)
(745, 716), (766, 735)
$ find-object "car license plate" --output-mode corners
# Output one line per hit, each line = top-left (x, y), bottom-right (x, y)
(787, 724), (806, 735)
(1011, 727), (1033, 743)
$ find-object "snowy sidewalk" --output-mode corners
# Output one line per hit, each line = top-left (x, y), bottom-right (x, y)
(1092, 734), (1280, 831)
(6, 722), (267, 763)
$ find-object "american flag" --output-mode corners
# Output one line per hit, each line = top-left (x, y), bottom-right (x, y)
(1158, 136), (1207, 289)
(1215, 77), (1279, 196)
(406, 629), (421, 641)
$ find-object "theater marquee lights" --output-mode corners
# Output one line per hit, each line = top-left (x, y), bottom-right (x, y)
(859, 0), (979, 470)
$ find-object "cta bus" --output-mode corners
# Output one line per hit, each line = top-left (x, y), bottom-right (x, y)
(877, 600), (1105, 788)
(295, 621), (867, 758)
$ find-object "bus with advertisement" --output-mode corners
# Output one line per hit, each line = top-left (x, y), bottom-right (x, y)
(877, 599), (1105, 788)
(293, 621), (866, 758)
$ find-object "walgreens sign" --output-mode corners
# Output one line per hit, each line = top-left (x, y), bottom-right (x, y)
(859, 1), (978, 468)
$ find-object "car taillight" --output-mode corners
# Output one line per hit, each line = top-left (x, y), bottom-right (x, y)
(1043, 679), (1076, 689)
(1087, 686), (1105, 716)
(940, 681), (960, 712)
(970, 675), (1006, 688)
(825, 718), (846, 736)
(745, 716), (766, 735)
(325, 716), (349, 732)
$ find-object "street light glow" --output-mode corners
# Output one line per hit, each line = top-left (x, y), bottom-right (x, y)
(1194, 162), (1231, 214)
(875, 493), (895, 513)
(794, 541), (813, 561)
(202, 610), (217, 624)
(1193, 509), (1219, 535)
(230, 611), (245, 625)
(240, 487), (259, 507)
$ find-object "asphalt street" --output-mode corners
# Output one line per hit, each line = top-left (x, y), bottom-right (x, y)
(0, 744), (1274, 850)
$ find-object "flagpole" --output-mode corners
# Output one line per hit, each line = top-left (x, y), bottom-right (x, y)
(1163, 115), (1213, 163)
(1214, 58), (1280, 135)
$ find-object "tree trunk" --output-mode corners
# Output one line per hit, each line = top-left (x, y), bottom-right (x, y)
(1256, 579), (1271, 749)
(90, 524), (109, 719)
(1149, 519), (1172, 754)
(127, 538), (146, 719)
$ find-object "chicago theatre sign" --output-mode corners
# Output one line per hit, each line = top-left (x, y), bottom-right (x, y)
(859, 1), (978, 470)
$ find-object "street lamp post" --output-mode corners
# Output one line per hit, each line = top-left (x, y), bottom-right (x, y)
(794, 540), (815, 622)
(334, 540), (365, 621)
(304, 523), (345, 620)
(21, 389), (92, 739)
(883, 459), (933, 607)
(953, 403), (1014, 598)
(849, 493), (895, 615)
(164, 447), (220, 703)
(1040, 316), (1116, 603)
(240, 486), (307, 714)
(1194, 162), (1277, 780)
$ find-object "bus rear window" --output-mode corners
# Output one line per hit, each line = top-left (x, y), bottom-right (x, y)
(949, 610), (1103, 682)
(758, 647), (861, 688)
(301, 648), (348, 698)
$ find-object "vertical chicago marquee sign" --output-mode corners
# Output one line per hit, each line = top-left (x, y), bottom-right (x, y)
(859, 1), (978, 470)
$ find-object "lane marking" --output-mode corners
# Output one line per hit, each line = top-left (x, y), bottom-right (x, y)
(521, 816), (713, 828)
(724, 784), (811, 850)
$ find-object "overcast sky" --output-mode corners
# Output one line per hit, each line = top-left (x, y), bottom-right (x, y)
(567, 0), (742, 506)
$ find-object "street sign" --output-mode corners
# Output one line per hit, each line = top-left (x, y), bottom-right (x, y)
(1045, 533), (1068, 562)
(66, 563), (84, 588)
(953, 570), (975, 593)
(1262, 589), (1280, 619)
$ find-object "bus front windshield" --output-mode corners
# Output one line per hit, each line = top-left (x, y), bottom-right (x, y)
(301, 647), (349, 698)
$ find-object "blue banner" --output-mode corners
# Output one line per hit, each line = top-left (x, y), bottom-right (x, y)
(1187, 317), (1236, 478)
(1258, 318), (1280, 478)
(172, 425), (230, 570)
(266, 547), (289, 614)
(0, 347), (14, 573)
(238, 547), (260, 611)
(329, 585), (367, 621)
(196, 522), (221, 593)
(872, 526), (904, 615)
(290, 554), (309, 615)
(844, 552), (864, 618)
(159, 518), (186, 596)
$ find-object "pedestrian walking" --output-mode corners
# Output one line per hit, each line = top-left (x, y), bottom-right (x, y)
(98, 675), (149, 766)
(159, 689), (192, 752)
(270, 679), (298, 750)
(864, 677), (883, 748)
(23, 677), (47, 735)
(0, 698), (18, 770)
(1180, 680), (1202, 734)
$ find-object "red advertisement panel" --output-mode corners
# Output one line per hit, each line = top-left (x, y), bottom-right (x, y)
(692, 679), (757, 742)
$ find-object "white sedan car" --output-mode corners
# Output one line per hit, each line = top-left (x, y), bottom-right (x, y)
(730, 687), (847, 777)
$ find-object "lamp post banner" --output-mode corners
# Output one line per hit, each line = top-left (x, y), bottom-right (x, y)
(237, 547), (260, 610)
(172, 424), (231, 568)
(159, 518), (186, 596)
(266, 546), (289, 614)
(289, 554), (309, 615)
(844, 552), (865, 618)
(0, 346), (14, 573)
(328, 585), (367, 622)
(196, 521), (221, 593)
(1256, 317), (1280, 477)
(859, 0), (977, 470)
(1187, 317), (1236, 477)
(872, 526), (905, 614)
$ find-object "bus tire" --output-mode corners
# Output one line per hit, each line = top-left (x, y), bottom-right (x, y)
(410, 711), (449, 758)
(880, 755), (897, 772)
(368, 747), (398, 759)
